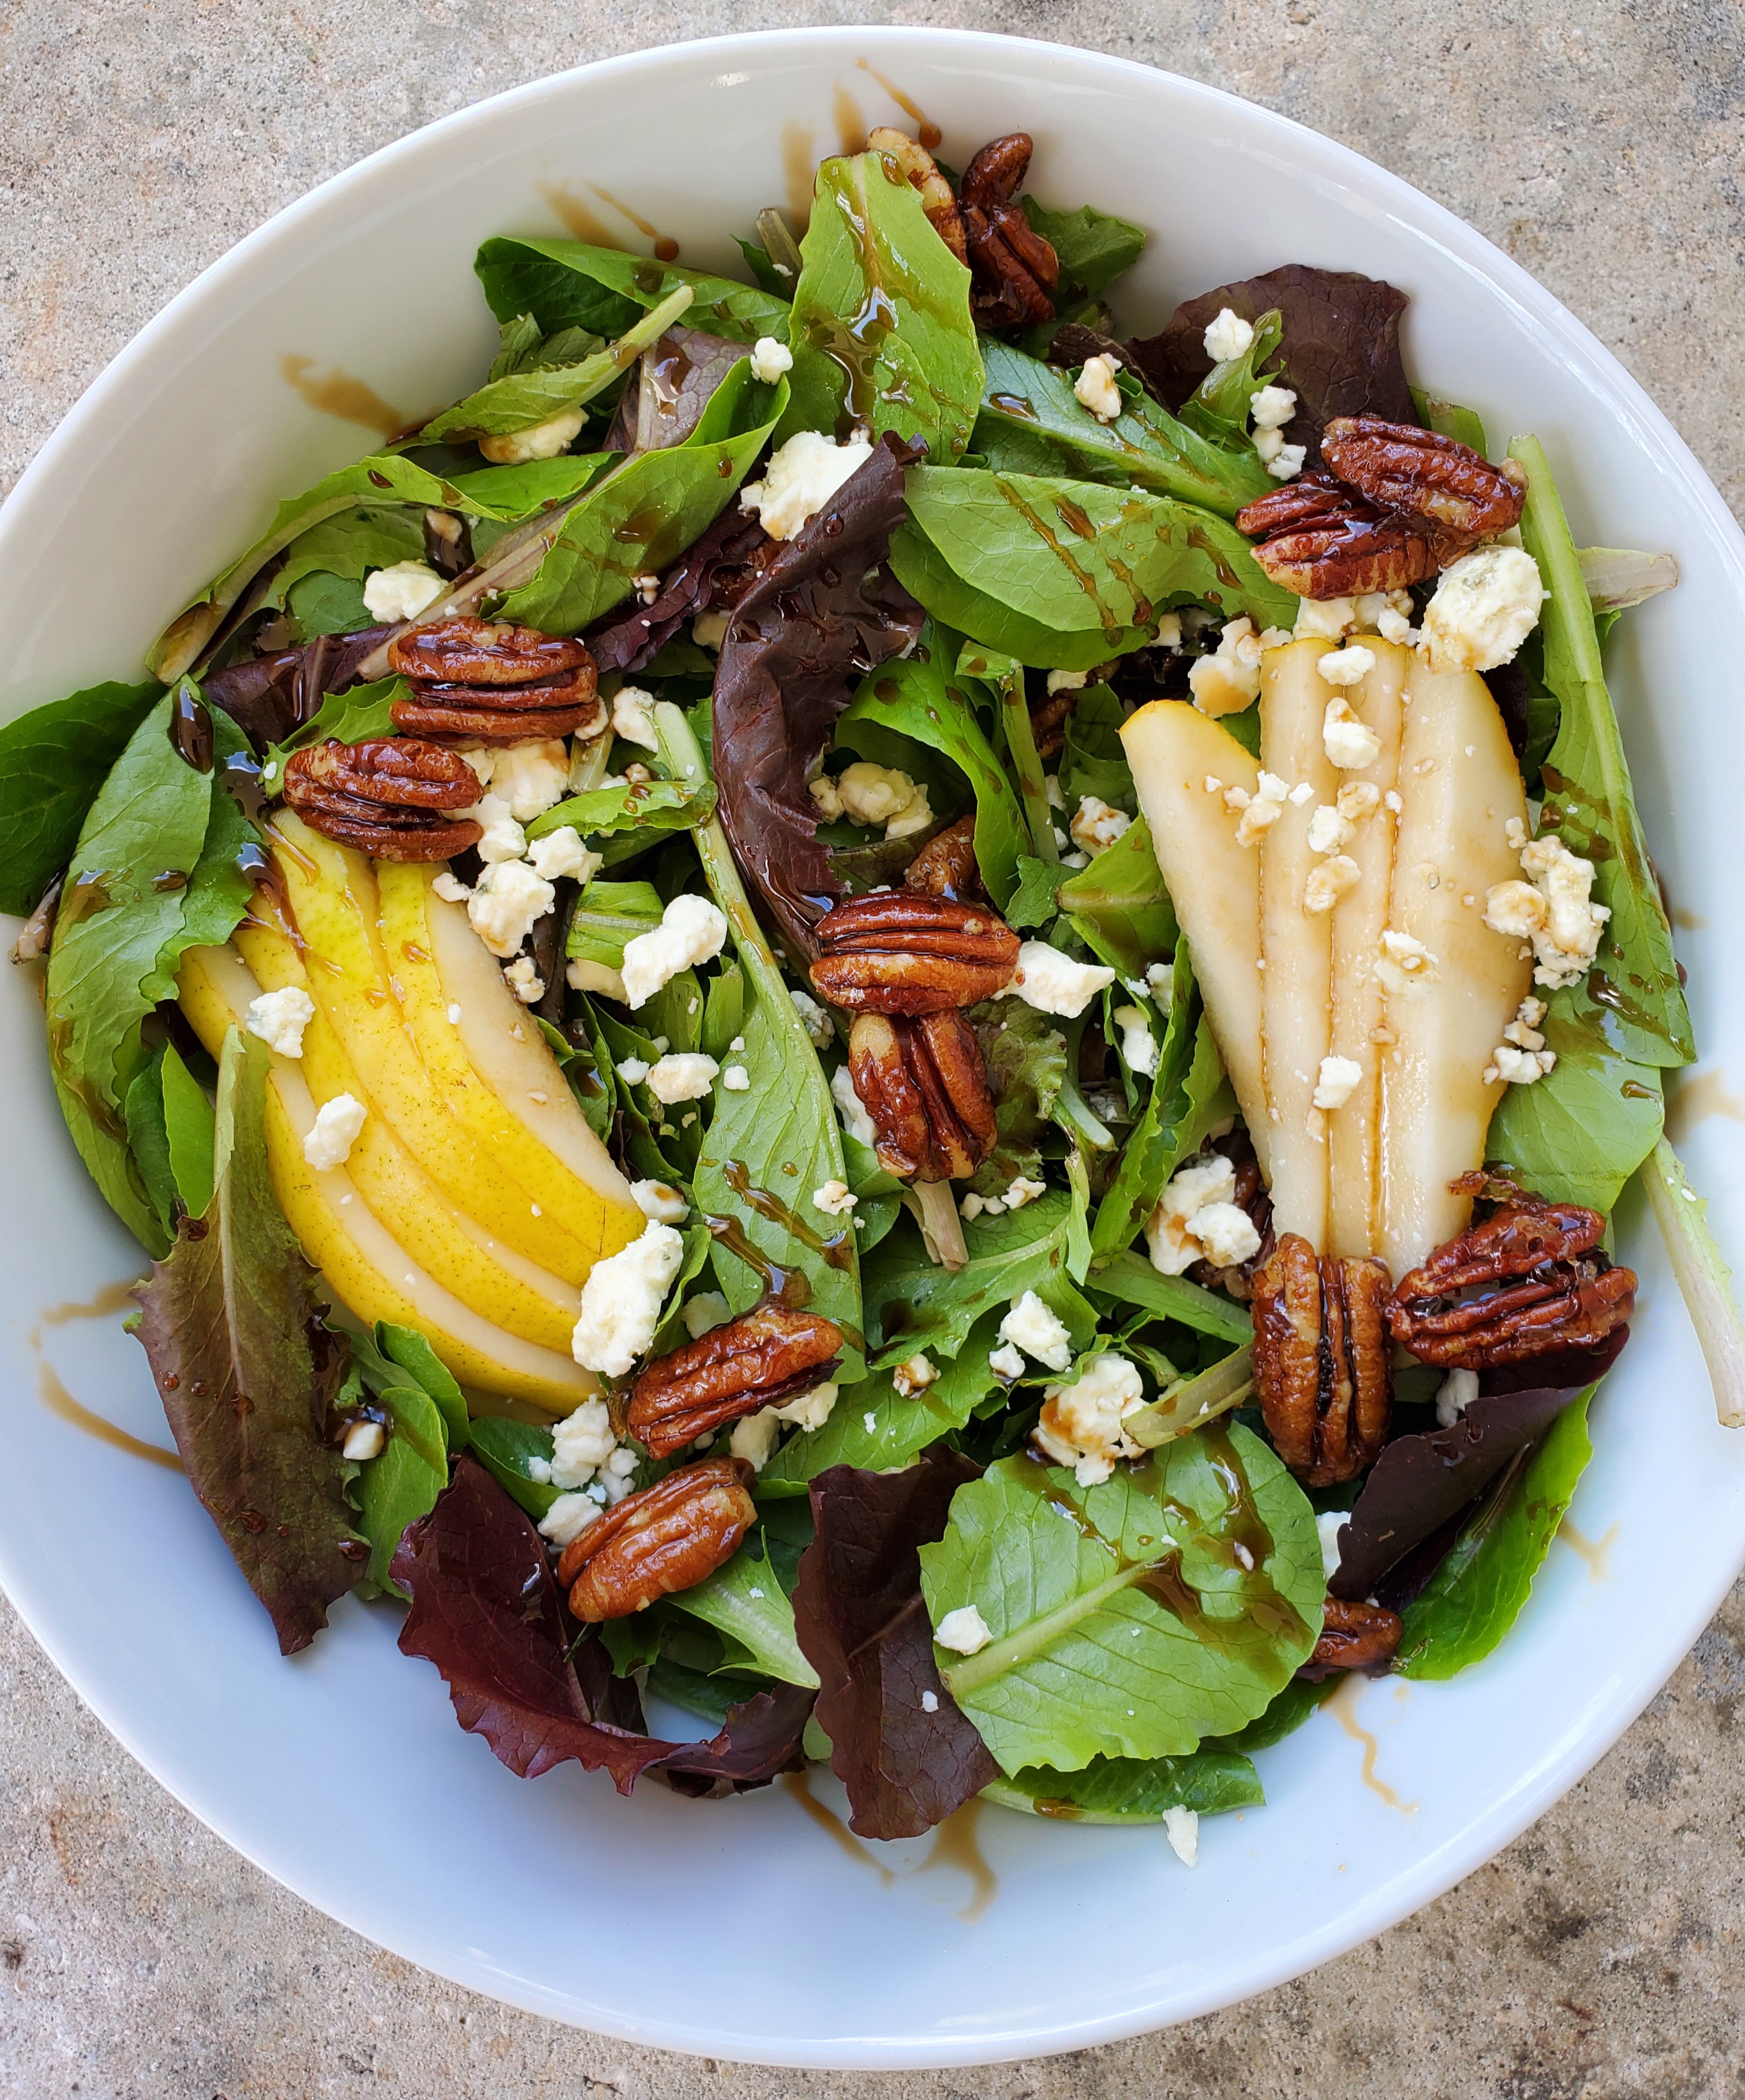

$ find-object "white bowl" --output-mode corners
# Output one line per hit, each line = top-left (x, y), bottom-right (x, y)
(2, 25), (1742, 2071)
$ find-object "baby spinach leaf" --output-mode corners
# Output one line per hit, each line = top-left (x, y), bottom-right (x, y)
(1058, 684), (1134, 812)
(132, 1030), (362, 1653)
(1085, 1251), (1253, 1344)
(896, 521), (1151, 673)
(893, 467), (1294, 671)
(1055, 818), (1178, 979)
(984, 1746), (1262, 1822)
(1395, 1388), (1596, 1679)
(664, 1539), (819, 1688)
(920, 1429), (1322, 1774)
(354, 1378), (450, 1596)
(467, 1414), (559, 1519)
(500, 364), (785, 634)
(160, 1039), (217, 1220)
(261, 508), (424, 612)
(1208, 1674), (1336, 1752)
(124, 1047), (177, 1237)
(837, 644), (1027, 909)
(372, 1322), (471, 1451)
(1510, 436), (1693, 1066)
(779, 149), (982, 460)
(474, 236), (790, 347)
(1486, 996), (1664, 1212)
(1018, 197), (1145, 300)
(976, 341), (1270, 516)
(0, 678), (161, 916)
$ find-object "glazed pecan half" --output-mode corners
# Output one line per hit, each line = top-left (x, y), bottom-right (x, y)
(387, 616), (605, 745)
(1387, 1177), (1636, 1368)
(847, 1010), (998, 1182)
(903, 813), (983, 901)
(1252, 1232), (1394, 1486)
(555, 1457), (757, 1621)
(1304, 1596), (1403, 1678)
(960, 134), (1058, 329)
(1321, 416), (1527, 541)
(627, 1300), (844, 1461)
(281, 737), (482, 860)
(1028, 685), (1076, 762)
(810, 892), (1020, 1015)
(868, 126), (967, 261)
(1236, 472), (1454, 601)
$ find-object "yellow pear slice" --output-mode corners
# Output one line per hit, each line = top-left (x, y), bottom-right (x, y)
(1119, 699), (1268, 1174)
(1324, 639), (1410, 1259)
(1376, 660), (1533, 1276)
(178, 942), (595, 1407)
(267, 812), (605, 1282)
(1256, 638), (1343, 1248)
(378, 862), (642, 1269)
(233, 903), (583, 1353)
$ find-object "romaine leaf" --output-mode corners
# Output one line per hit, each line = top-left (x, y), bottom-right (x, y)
(975, 340), (1270, 516)
(779, 150), (982, 460)
(0, 678), (162, 916)
(1207, 1672), (1337, 1752)
(920, 1428), (1323, 1773)
(499, 363), (784, 635)
(132, 1029), (362, 1653)
(1509, 436), (1694, 1066)
(1486, 998), (1664, 1212)
(1017, 197), (1145, 300)
(1395, 1389), (1596, 1679)
(664, 1538), (819, 1688)
(984, 1746), (1262, 1822)
(792, 1452), (999, 1838)
(474, 236), (790, 347)
(1055, 818), (1178, 980)
(124, 1047), (177, 1236)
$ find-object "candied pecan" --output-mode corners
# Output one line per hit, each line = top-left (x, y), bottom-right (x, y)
(1321, 415), (1527, 541)
(1303, 1597), (1403, 1678)
(847, 1010), (997, 1182)
(1252, 1232), (1394, 1486)
(281, 738), (482, 860)
(810, 892), (1020, 1015)
(1237, 471), (1454, 601)
(1028, 687), (1076, 762)
(627, 1300), (844, 1461)
(556, 1457), (757, 1621)
(387, 617), (594, 686)
(1387, 1180), (1636, 1368)
(386, 616), (604, 747)
(868, 126), (967, 261)
(958, 134), (1057, 329)
(903, 813), (983, 901)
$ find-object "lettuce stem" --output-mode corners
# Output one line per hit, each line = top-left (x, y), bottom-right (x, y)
(1639, 1138), (1745, 1428)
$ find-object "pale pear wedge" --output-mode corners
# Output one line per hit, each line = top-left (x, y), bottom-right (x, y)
(1324, 638), (1410, 1259)
(177, 942), (596, 1407)
(1119, 699), (1268, 1174)
(1257, 638), (1345, 1249)
(1376, 658), (1533, 1277)
(232, 905), (584, 1354)
(377, 861), (643, 1269)
(267, 812), (601, 1282)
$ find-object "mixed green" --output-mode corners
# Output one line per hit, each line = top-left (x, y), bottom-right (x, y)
(9, 125), (1742, 1857)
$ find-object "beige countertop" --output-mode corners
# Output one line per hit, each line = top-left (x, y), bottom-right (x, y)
(3, 3), (1742, 2094)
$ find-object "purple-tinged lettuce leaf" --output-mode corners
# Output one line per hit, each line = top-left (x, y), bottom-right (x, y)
(712, 432), (923, 958)
(792, 1451), (998, 1840)
(1128, 265), (1415, 450)
(205, 625), (394, 752)
(604, 324), (754, 456)
(392, 1456), (811, 1795)
(132, 1029), (362, 1653)
(585, 506), (767, 676)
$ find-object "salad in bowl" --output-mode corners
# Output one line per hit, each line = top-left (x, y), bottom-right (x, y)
(9, 116), (1738, 1856)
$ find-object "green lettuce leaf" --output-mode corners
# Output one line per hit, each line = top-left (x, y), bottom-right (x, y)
(0, 678), (162, 916)
(1396, 1387), (1596, 1679)
(1086, 1251), (1253, 1344)
(984, 1746), (1262, 1822)
(1486, 999), (1664, 1211)
(779, 150), (982, 460)
(664, 1537), (819, 1687)
(1017, 197), (1145, 300)
(1639, 1139), (1745, 1428)
(900, 526), (1149, 673)
(474, 235), (789, 346)
(1055, 818), (1177, 979)
(920, 1428), (1323, 1773)
(467, 1415), (559, 1519)
(260, 508), (424, 612)
(353, 1377), (449, 1596)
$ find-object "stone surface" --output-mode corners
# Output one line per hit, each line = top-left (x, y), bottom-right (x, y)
(2, 2), (1743, 2094)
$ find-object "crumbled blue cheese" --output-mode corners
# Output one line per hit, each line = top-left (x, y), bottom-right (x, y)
(610, 685), (659, 751)
(935, 1604), (993, 1656)
(538, 1488), (608, 1548)
(467, 858), (555, 957)
(478, 404), (585, 465)
(303, 1092), (366, 1170)
(738, 429), (873, 541)
(619, 894), (729, 1007)
(549, 1396), (618, 1489)
(570, 1219), (685, 1377)
(749, 335), (795, 384)
(921, 1690), (939, 1714)
(342, 1420), (385, 1462)
(1316, 643), (1377, 689)
(1303, 853), (1361, 914)
(645, 1052), (719, 1104)
(812, 1179), (857, 1217)
(1249, 384), (1297, 430)
(631, 1178), (688, 1224)
(997, 1289), (1074, 1372)
(527, 826), (601, 884)
(682, 1291), (731, 1340)
(721, 1064), (750, 1092)
(1422, 546), (1546, 673)
(361, 561), (445, 623)
(503, 956), (544, 1004)
(1002, 1175), (1047, 1210)
(1113, 1003), (1159, 1079)
(1312, 1055), (1364, 1109)
(1008, 942), (1114, 1018)
(1069, 794), (1131, 856)
(245, 985), (314, 1059)
(467, 794), (528, 865)
(432, 871), (471, 905)
(790, 987), (834, 1048)
(1202, 308), (1253, 362)
(1034, 1353), (1145, 1486)
(1373, 928), (1440, 996)
(1322, 695), (1383, 770)
(836, 760), (930, 840)
(1436, 1367), (1480, 1428)
(1073, 354), (1123, 422)
(1484, 837), (1608, 989)
(1316, 1510), (1347, 1578)
(486, 740), (571, 820)
(1162, 1805), (1199, 1867)
(1145, 1155), (1261, 1274)
(831, 1062), (879, 1148)
(893, 1353), (938, 1398)
(987, 1341), (1026, 1381)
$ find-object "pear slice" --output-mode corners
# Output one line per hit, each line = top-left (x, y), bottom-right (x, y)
(1119, 699), (1268, 1173)
(1256, 638), (1344, 1249)
(1375, 659), (1533, 1276)
(1323, 639), (1410, 1259)
(178, 942), (596, 1407)
(234, 904), (584, 1353)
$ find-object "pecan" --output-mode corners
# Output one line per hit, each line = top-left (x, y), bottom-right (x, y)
(555, 1457), (757, 1621)
(1252, 1232), (1394, 1485)
(1304, 1596), (1403, 1677)
(959, 134), (1057, 329)
(1321, 415), (1528, 541)
(903, 813), (983, 901)
(847, 1010), (997, 1182)
(1237, 472), (1455, 601)
(1386, 1178), (1635, 1368)
(627, 1300), (844, 1461)
(385, 616), (605, 747)
(810, 893), (1020, 1015)
(280, 738), (482, 860)
(1028, 687), (1076, 762)
(868, 126), (967, 262)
